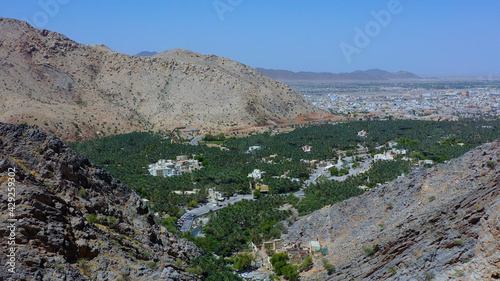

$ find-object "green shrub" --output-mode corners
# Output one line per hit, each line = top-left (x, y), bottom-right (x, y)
(147, 261), (157, 269)
(363, 246), (375, 256)
(424, 271), (435, 280)
(108, 216), (117, 226)
(324, 263), (336, 275)
(299, 256), (313, 272)
(233, 253), (254, 271)
(387, 266), (397, 275)
(87, 214), (97, 223)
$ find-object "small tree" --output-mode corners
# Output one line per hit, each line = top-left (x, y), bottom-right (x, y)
(253, 190), (262, 199)
(299, 256), (313, 272)
(322, 258), (336, 274)
(270, 253), (289, 275)
(233, 253), (254, 271)
(282, 264), (299, 281)
(187, 200), (199, 208)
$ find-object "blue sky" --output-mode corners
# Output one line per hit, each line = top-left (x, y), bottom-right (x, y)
(2, 0), (499, 77)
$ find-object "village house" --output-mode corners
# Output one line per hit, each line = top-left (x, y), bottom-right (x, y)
(246, 146), (262, 153)
(373, 152), (394, 162)
(263, 239), (285, 255)
(420, 159), (435, 165)
(172, 189), (199, 196)
(254, 183), (269, 193)
(301, 145), (313, 153)
(249, 182), (270, 193)
(309, 240), (328, 258)
(247, 169), (266, 180)
(391, 148), (407, 155)
(148, 155), (201, 177)
(286, 247), (309, 263)
(357, 130), (367, 138)
(208, 188), (224, 203)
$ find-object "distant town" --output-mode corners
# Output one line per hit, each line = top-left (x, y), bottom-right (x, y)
(288, 80), (500, 120)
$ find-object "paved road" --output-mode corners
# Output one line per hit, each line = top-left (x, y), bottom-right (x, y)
(178, 164), (345, 233)
(189, 136), (204, 146)
(178, 159), (372, 233)
(178, 194), (254, 233)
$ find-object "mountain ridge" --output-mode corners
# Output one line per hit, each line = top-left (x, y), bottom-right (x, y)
(0, 123), (201, 280)
(0, 17), (318, 141)
(135, 51), (158, 57)
(285, 139), (499, 280)
(256, 67), (421, 81)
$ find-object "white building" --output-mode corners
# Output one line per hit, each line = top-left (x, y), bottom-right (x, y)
(373, 152), (394, 162)
(392, 149), (407, 155)
(248, 169), (266, 180)
(247, 146), (262, 153)
(148, 157), (201, 177)
(357, 130), (367, 138)
(301, 145), (313, 153)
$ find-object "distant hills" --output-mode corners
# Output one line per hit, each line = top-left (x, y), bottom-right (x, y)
(135, 51), (158, 56)
(256, 67), (421, 81)
(0, 17), (318, 141)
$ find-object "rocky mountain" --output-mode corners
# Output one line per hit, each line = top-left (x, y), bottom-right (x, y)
(285, 140), (499, 280)
(0, 17), (317, 141)
(135, 51), (158, 57)
(256, 68), (420, 81)
(0, 123), (201, 280)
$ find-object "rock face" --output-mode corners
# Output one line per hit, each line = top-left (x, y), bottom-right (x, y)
(0, 17), (318, 141)
(0, 123), (201, 280)
(286, 140), (499, 280)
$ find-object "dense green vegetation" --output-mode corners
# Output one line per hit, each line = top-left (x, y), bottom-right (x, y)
(69, 132), (310, 216)
(69, 119), (499, 279)
(270, 253), (299, 281)
(203, 133), (226, 142)
(194, 195), (293, 256)
(188, 255), (243, 281)
(299, 160), (412, 214)
(69, 119), (499, 217)
(226, 119), (500, 162)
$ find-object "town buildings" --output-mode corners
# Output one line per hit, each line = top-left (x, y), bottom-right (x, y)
(148, 155), (201, 177)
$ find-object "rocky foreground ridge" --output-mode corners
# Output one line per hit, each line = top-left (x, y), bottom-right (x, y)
(286, 140), (499, 280)
(0, 123), (201, 280)
(0, 17), (318, 141)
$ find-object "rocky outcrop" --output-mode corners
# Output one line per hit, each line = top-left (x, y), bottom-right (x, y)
(0, 17), (318, 141)
(286, 140), (499, 280)
(0, 123), (201, 280)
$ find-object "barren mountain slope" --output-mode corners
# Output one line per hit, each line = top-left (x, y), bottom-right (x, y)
(0, 123), (201, 280)
(286, 140), (499, 280)
(0, 17), (317, 141)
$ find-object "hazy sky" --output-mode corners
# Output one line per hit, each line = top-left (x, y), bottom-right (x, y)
(2, 0), (499, 77)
